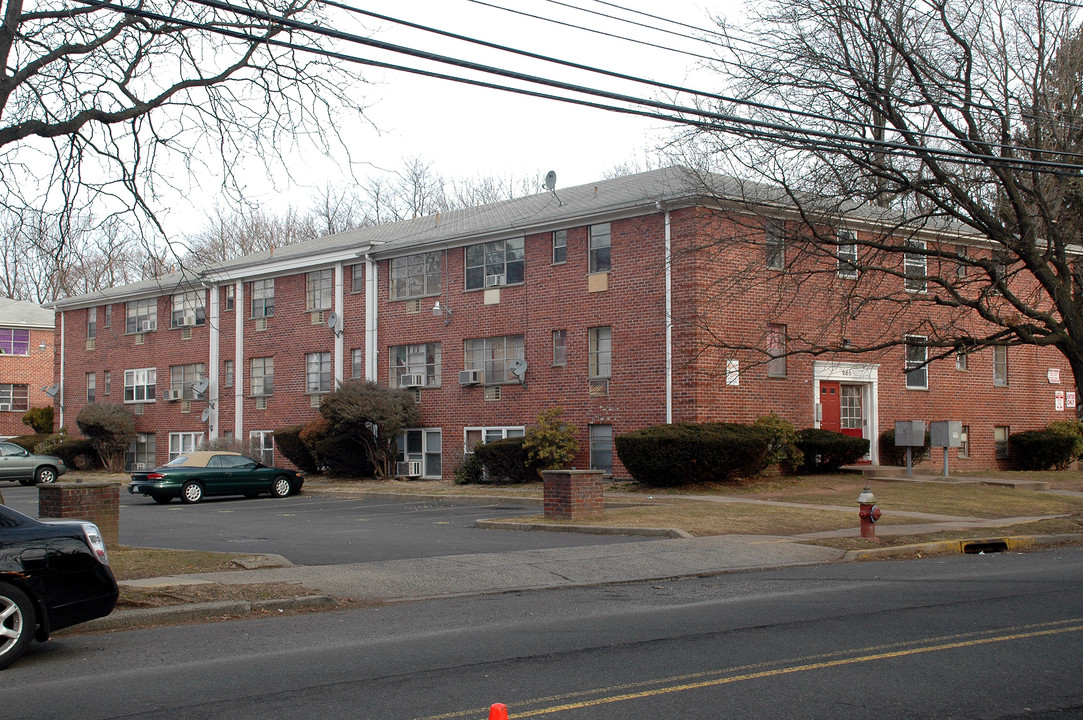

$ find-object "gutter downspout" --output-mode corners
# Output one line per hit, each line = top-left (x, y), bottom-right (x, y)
(334, 262), (344, 387)
(365, 255), (378, 381)
(58, 311), (65, 428)
(664, 209), (673, 424)
(207, 284), (219, 439)
(235, 280), (244, 440)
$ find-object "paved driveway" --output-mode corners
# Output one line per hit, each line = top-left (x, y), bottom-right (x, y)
(1, 486), (646, 565)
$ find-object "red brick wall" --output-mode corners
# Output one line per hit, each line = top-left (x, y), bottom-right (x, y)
(0, 327), (54, 437)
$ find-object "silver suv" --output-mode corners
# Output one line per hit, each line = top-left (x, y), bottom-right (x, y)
(0, 441), (67, 486)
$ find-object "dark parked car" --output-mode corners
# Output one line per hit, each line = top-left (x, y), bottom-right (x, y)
(0, 442), (66, 486)
(0, 503), (118, 670)
(128, 451), (305, 504)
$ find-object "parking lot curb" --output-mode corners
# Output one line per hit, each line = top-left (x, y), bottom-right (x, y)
(474, 518), (692, 538)
(842, 533), (1083, 561)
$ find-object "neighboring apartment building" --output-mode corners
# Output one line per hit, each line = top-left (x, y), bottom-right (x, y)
(48, 167), (1072, 478)
(0, 298), (56, 437)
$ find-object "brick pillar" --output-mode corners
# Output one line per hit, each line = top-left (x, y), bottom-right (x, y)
(38, 482), (121, 547)
(542, 469), (604, 520)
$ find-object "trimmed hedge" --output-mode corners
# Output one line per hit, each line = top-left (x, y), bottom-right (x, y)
(878, 428), (931, 467)
(614, 422), (770, 486)
(795, 428), (869, 472)
(1009, 429), (1077, 470)
(315, 431), (375, 477)
(7, 434), (50, 453)
(274, 425), (319, 474)
(51, 439), (99, 470)
(474, 436), (534, 484)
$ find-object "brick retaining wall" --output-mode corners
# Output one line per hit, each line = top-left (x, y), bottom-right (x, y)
(542, 469), (604, 520)
(38, 482), (120, 547)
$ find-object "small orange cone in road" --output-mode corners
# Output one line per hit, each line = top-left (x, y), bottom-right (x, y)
(488, 703), (509, 720)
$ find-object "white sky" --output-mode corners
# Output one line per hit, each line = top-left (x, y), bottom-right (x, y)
(165, 0), (745, 228)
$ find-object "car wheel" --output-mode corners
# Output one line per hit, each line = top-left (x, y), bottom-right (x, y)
(34, 467), (57, 485)
(270, 476), (291, 498)
(180, 481), (204, 504)
(151, 494), (172, 505)
(0, 582), (35, 671)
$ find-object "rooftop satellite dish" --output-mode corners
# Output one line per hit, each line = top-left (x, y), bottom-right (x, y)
(200, 407), (211, 422)
(327, 311), (339, 330)
(509, 358), (528, 377)
(544, 171), (557, 191)
(43, 384), (59, 397)
(192, 378), (209, 396)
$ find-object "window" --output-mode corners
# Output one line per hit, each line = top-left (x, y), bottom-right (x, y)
(766, 324), (786, 377)
(125, 433), (155, 471)
(995, 426), (1010, 459)
(959, 425), (970, 458)
(169, 432), (204, 461)
(837, 230), (858, 279)
(765, 220), (784, 270)
(553, 230), (567, 264)
(104, 304), (112, 328)
(352, 349), (364, 379)
(956, 349), (968, 371)
(994, 345), (1008, 386)
(0, 384), (29, 412)
(103, 370), (111, 396)
(126, 298), (157, 333)
(954, 244), (968, 278)
(390, 343), (441, 388)
(553, 329), (568, 366)
(0, 329), (30, 356)
(351, 264), (364, 294)
(465, 238), (524, 290)
(464, 426), (525, 454)
(250, 430), (274, 465)
(464, 336), (524, 384)
(589, 223), (611, 273)
(390, 251), (442, 299)
(306, 269), (333, 311)
(86, 373), (96, 403)
(306, 352), (331, 393)
(590, 424), (613, 474)
(904, 240), (927, 292)
(841, 386), (862, 431)
(170, 364), (206, 400)
(588, 327), (612, 378)
(398, 428), (442, 478)
(124, 368), (156, 403)
(905, 336), (928, 389)
(223, 361), (233, 389)
(251, 279), (274, 317)
(87, 308), (97, 340)
(250, 357), (274, 396)
(224, 285), (235, 312)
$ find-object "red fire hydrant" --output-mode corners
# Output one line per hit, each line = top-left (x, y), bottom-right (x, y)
(857, 486), (882, 540)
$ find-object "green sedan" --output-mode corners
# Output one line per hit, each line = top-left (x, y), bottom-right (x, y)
(127, 451), (304, 504)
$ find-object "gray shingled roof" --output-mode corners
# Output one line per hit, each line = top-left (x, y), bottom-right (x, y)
(0, 298), (55, 328)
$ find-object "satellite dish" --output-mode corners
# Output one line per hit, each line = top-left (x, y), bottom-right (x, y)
(192, 378), (209, 396)
(509, 359), (528, 378)
(327, 311), (339, 330)
(200, 408), (211, 422)
(544, 171), (557, 191)
(43, 384), (59, 397)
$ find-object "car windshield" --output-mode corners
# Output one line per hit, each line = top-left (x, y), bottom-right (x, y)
(164, 455), (190, 467)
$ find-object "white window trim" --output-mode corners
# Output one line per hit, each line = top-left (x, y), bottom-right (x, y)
(904, 336), (928, 390)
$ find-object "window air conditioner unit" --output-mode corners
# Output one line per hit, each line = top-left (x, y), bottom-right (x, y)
(484, 274), (505, 287)
(165, 389), (183, 402)
(179, 316), (196, 327)
(133, 463), (145, 471)
(459, 369), (482, 386)
(400, 373), (424, 388)
(396, 461), (422, 478)
(141, 319), (157, 332)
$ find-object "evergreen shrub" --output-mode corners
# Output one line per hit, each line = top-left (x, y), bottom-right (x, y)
(614, 422), (770, 486)
(796, 428), (870, 472)
(1009, 429), (1077, 470)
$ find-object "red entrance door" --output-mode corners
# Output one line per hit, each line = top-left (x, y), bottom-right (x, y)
(820, 382), (841, 433)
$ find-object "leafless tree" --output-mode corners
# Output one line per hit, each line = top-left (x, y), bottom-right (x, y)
(674, 0), (1083, 406)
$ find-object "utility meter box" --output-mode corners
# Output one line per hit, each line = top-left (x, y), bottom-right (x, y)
(894, 420), (926, 447)
(930, 421), (963, 448)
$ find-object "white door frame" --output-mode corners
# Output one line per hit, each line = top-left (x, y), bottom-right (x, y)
(813, 361), (880, 465)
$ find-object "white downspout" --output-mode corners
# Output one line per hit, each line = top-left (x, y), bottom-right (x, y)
(365, 255), (379, 381)
(334, 262), (344, 387)
(58, 311), (65, 428)
(234, 280), (244, 440)
(207, 284), (219, 440)
(664, 209), (673, 424)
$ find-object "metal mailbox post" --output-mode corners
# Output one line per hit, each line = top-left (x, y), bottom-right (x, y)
(930, 421), (963, 478)
(894, 420), (926, 476)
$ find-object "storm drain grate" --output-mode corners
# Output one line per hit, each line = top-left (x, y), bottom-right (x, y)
(962, 540), (1009, 554)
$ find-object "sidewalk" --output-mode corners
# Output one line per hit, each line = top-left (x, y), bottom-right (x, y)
(75, 483), (1083, 633)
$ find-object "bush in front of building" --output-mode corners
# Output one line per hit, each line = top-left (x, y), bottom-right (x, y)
(1009, 429), (1077, 470)
(453, 453), (484, 484)
(76, 403), (137, 472)
(752, 413), (804, 473)
(1046, 420), (1083, 466)
(273, 425), (319, 474)
(8, 434), (50, 452)
(474, 436), (533, 483)
(795, 429), (870, 472)
(523, 407), (579, 471)
(615, 422), (771, 487)
(878, 429), (932, 466)
(34, 431), (99, 470)
(22, 406), (54, 434)
(318, 380), (420, 479)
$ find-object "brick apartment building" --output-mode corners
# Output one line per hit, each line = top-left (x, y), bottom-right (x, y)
(0, 298), (56, 438)
(48, 167), (1073, 479)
